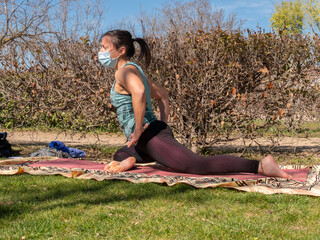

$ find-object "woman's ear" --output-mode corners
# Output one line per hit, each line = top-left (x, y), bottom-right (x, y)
(119, 46), (126, 56)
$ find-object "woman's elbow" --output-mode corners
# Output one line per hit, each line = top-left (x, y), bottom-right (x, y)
(133, 88), (146, 100)
(161, 91), (169, 102)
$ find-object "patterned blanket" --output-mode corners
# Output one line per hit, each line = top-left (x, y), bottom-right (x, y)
(1, 157), (319, 196)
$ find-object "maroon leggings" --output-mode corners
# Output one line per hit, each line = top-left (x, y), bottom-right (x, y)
(114, 121), (259, 175)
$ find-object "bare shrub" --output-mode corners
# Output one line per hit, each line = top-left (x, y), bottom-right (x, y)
(139, 0), (320, 151)
(145, 29), (320, 151)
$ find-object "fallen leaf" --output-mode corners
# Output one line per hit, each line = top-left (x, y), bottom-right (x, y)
(258, 67), (269, 75)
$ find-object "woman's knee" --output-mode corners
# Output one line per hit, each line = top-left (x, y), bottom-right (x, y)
(113, 147), (132, 161)
(113, 146), (145, 162)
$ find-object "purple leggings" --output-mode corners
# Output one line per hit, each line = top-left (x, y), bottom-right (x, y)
(114, 121), (259, 175)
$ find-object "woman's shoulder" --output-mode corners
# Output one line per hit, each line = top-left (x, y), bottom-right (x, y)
(116, 63), (142, 81)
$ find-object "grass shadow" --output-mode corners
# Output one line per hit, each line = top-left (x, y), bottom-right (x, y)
(0, 175), (198, 219)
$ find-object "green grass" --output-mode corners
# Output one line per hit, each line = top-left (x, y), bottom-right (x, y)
(1, 174), (320, 240)
(1, 138), (320, 239)
(1, 123), (123, 135)
(254, 120), (320, 138)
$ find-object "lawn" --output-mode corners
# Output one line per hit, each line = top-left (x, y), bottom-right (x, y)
(1, 174), (320, 240)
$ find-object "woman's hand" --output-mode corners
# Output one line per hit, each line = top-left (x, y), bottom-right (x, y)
(127, 123), (149, 147)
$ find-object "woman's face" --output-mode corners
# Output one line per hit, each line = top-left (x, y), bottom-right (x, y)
(99, 36), (119, 59)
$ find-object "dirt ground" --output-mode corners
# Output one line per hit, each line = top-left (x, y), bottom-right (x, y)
(1, 129), (319, 161)
(4, 130), (127, 146)
(3, 129), (320, 151)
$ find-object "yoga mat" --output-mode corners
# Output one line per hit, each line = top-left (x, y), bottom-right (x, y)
(0, 157), (319, 196)
(29, 158), (308, 182)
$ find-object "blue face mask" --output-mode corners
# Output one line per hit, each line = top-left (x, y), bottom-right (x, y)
(98, 50), (118, 68)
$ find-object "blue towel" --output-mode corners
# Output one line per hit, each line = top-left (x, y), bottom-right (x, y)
(68, 147), (86, 158)
(49, 141), (70, 154)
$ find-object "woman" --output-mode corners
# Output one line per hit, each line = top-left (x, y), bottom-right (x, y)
(99, 29), (289, 178)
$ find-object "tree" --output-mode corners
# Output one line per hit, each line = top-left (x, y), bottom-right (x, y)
(270, 0), (320, 34)
(304, 0), (320, 33)
(0, 0), (54, 49)
(0, 0), (104, 50)
(270, 0), (305, 34)
(136, 0), (244, 37)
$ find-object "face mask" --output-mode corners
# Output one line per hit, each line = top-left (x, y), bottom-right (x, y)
(98, 50), (119, 68)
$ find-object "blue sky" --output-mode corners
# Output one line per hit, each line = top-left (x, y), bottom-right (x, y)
(103, 0), (283, 33)
(211, 0), (282, 30)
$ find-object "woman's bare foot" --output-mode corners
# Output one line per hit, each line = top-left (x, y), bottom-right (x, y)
(258, 155), (291, 179)
(104, 157), (136, 173)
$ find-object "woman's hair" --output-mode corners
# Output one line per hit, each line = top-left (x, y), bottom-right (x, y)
(100, 29), (151, 67)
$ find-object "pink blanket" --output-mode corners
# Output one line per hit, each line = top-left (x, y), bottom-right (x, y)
(30, 158), (309, 182)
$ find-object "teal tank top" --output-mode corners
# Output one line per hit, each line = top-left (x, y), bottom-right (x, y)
(110, 62), (157, 140)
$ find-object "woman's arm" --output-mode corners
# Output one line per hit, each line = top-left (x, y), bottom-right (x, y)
(116, 67), (148, 147)
(149, 79), (170, 123)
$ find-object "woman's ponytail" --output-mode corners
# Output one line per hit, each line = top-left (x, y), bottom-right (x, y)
(133, 38), (151, 67)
